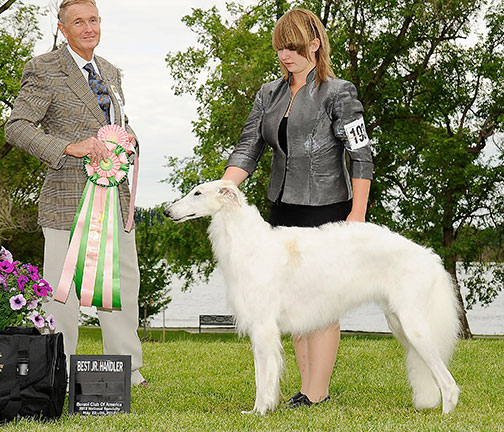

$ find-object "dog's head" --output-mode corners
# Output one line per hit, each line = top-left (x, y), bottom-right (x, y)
(163, 180), (245, 222)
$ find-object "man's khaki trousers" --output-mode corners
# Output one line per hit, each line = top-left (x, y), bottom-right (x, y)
(42, 219), (144, 385)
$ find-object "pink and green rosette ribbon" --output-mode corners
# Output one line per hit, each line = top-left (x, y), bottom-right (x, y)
(83, 127), (130, 187)
(55, 125), (134, 310)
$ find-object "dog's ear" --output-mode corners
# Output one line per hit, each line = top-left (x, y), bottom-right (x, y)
(218, 185), (243, 206)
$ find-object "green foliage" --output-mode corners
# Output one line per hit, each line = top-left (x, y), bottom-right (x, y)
(3, 329), (504, 431)
(164, 0), (504, 327)
(162, 1), (284, 284)
(134, 208), (172, 327)
(0, 246), (54, 332)
(0, 146), (45, 268)
(0, 1), (45, 267)
(0, 1), (42, 115)
(164, 1), (280, 209)
(79, 311), (99, 327)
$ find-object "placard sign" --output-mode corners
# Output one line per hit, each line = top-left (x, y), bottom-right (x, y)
(69, 354), (131, 415)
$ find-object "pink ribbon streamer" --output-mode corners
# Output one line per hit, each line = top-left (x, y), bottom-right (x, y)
(102, 189), (115, 309)
(79, 186), (107, 307)
(54, 184), (94, 303)
(55, 125), (135, 308)
(125, 152), (139, 232)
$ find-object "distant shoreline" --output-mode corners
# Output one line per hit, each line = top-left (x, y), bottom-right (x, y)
(128, 326), (504, 338)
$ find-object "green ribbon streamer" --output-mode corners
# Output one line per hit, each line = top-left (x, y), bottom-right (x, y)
(74, 183), (96, 300)
(112, 188), (121, 309)
(70, 181), (122, 309)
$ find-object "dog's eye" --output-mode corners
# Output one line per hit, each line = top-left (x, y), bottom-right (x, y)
(194, 191), (201, 196)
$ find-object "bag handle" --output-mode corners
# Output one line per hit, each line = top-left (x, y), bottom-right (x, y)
(1, 327), (40, 336)
(2, 336), (31, 420)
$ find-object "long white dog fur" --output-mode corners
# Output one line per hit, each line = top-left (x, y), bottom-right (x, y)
(164, 180), (460, 414)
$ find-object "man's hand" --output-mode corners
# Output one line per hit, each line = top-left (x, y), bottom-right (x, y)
(64, 137), (110, 164)
(127, 134), (137, 155)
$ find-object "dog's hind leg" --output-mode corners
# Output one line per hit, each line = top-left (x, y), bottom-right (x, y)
(246, 322), (283, 415)
(385, 311), (441, 410)
(394, 312), (459, 414)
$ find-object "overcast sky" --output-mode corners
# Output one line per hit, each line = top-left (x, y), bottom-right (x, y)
(26, 0), (255, 208)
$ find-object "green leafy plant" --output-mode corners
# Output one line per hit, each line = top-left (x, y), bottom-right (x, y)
(0, 246), (55, 332)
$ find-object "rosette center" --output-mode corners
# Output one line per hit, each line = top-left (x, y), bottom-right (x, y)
(83, 125), (130, 188)
(94, 153), (121, 178)
(100, 157), (114, 171)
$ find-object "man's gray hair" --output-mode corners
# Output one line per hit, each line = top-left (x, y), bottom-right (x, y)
(58, 0), (97, 23)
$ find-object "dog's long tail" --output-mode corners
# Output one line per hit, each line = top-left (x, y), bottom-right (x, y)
(405, 260), (460, 410)
(430, 265), (461, 363)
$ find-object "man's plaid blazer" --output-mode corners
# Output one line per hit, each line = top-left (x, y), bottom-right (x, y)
(5, 45), (138, 231)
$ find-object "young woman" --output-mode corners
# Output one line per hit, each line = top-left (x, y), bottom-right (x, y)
(222, 8), (373, 407)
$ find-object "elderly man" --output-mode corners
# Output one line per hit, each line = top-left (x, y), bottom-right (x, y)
(5, 0), (146, 386)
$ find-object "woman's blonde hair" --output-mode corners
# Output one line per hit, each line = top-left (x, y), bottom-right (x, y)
(58, 0), (97, 23)
(272, 9), (334, 85)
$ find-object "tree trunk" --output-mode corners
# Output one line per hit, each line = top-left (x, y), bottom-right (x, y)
(446, 263), (472, 339)
(444, 226), (472, 339)
(142, 305), (147, 339)
(321, 0), (333, 26)
(0, 143), (12, 159)
(51, 28), (59, 52)
(275, 0), (287, 20)
(0, 0), (16, 15)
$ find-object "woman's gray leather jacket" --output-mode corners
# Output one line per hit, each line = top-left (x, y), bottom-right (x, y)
(226, 68), (374, 205)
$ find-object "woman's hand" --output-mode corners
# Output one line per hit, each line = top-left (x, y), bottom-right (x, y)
(346, 210), (366, 223)
(346, 178), (371, 223)
(222, 166), (249, 187)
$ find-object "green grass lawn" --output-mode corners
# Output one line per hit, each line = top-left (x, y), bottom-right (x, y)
(3, 328), (504, 431)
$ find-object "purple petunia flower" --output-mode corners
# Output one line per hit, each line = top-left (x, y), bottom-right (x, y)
(10, 294), (26, 310)
(26, 298), (39, 310)
(0, 247), (13, 263)
(0, 273), (6, 290)
(17, 274), (30, 291)
(29, 314), (45, 328)
(46, 314), (55, 331)
(27, 265), (40, 282)
(38, 279), (53, 292)
(33, 283), (49, 297)
(0, 261), (14, 273)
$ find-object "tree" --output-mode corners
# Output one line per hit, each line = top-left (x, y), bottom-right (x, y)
(163, 1), (283, 285)
(165, 0), (504, 338)
(331, 0), (504, 338)
(0, 1), (45, 267)
(134, 208), (172, 336)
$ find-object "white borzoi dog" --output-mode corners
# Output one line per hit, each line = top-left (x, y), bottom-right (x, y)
(164, 180), (460, 415)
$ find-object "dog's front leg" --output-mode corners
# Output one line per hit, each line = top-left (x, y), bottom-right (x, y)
(243, 322), (283, 415)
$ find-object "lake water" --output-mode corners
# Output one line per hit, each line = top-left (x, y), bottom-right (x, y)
(149, 268), (504, 336)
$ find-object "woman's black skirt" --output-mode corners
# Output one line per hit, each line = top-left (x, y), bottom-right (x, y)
(268, 200), (352, 228)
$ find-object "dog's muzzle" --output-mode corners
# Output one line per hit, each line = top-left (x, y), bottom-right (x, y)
(163, 205), (195, 222)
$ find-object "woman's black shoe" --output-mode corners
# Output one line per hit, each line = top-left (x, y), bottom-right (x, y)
(289, 394), (331, 408)
(287, 391), (304, 406)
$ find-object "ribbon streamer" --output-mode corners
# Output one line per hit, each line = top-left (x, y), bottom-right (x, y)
(55, 125), (133, 310)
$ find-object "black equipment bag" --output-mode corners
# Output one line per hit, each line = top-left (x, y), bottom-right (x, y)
(0, 327), (67, 422)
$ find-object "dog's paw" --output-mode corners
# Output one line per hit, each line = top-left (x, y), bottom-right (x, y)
(413, 389), (441, 410)
(442, 384), (460, 414)
(241, 408), (265, 415)
(241, 404), (271, 415)
(241, 409), (256, 415)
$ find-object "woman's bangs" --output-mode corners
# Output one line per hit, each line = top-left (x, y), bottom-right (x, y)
(273, 21), (308, 54)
